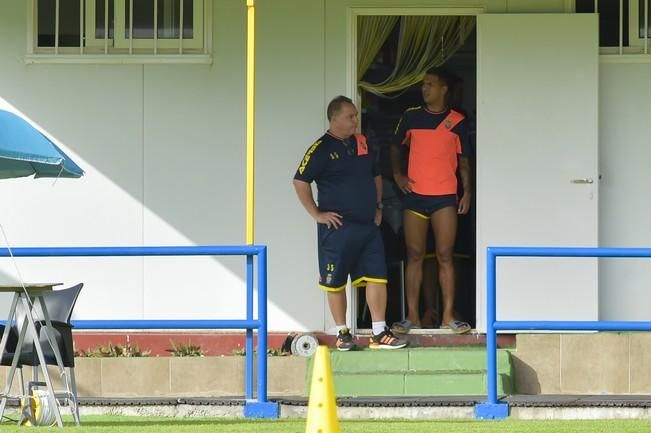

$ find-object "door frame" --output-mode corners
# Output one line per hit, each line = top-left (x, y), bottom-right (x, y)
(345, 5), (484, 334)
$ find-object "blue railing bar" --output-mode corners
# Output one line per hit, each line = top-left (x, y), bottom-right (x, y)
(486, 249), (498, 405)
(257, 247), (268, 402)
(481, 245), (651, 419)
(67, 320), (261, 330)
(495, 320), (651, 332)
(0, 245), (265, 257)
(488, 246), (651, 258)
(0, 244), (277, 417)
(245, 255), (254, 400)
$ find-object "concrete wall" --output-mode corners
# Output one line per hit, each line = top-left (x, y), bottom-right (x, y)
(514, 333), (651, 394)
(0, 356), (307, 397)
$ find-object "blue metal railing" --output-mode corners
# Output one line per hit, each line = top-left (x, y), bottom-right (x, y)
(476, 246), (651, 420)
(0, 245), (279, 419)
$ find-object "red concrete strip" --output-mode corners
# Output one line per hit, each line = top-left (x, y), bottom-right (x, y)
(71, 332), (515, 356)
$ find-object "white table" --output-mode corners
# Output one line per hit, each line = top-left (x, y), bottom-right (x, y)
(0, 283), (66, 427)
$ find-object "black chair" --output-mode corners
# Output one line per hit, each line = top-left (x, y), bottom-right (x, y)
(0, 283), (83, 425)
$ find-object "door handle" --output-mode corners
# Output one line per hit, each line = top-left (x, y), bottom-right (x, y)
(570, 178), (594, 184)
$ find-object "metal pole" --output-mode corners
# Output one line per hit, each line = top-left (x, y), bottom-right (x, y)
(129, 0), (133, 54)
(179, 0), (184, 54)
(257, 246), (268, 402)
(619, 0), (624, 55)
(68, 319), (260, 329)
(495, 320), (651, 332)
(79, 0), (83, 54)
(154, 0), (158, 54)
(55, 0), (60, 54)
(645, 0), (649, 54)
(0, 245), (265, 257)
(104, 0), (108, 54)
(245, 254), (254, 400)
(486, 248), (498, 405)
(485, 246), (651, 258)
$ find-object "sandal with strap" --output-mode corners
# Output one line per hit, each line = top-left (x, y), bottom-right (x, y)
(391, 319), (421, 334)
(441, 320), (471, 334)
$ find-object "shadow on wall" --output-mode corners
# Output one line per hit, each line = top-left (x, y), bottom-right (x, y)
(512, 356), (542, 394)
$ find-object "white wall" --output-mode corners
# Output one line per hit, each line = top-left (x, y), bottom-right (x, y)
(598, 63), (651, 321)
(1, 0), (596, 332)
(255, 0), (327, 331)
(0, 0), (249, 322)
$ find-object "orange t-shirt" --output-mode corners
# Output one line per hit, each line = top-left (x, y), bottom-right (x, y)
(394, 107), (468, 196)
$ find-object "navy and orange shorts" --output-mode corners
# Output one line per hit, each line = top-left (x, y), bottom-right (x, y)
(317, 221), (387, 292)
(403, 193), (457, 220)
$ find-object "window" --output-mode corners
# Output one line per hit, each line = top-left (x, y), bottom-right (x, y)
(634, 0), (651, 40)
(576, 0), (650, 54)
(576, 0), (630, 47)
(32, 0), (208, 58)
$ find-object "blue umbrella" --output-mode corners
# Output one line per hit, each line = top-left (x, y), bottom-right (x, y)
(0, 108), (84, 179)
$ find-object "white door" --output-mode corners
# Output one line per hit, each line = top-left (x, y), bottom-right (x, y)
(476, 14), (599, 330)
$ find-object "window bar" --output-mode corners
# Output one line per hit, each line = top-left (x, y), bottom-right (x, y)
(104, 0), (109, 54)
(645, 0), (649, 54)
(154, 0), (158, 54)
(55, 0), (60, 54)
(203, 0), (208, 55)
(79, 0), (83, 54)
(619, 0), (623, 54)
(179, 0), (184, 54)
(594, 0), (597, 13)
(129, 0), (134, 54)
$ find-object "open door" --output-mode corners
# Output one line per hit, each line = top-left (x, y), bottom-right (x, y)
(476, 14), (599, 330)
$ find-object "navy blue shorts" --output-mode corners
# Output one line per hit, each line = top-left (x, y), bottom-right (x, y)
(403, 193), (457, 220)
(317, 222), (387, 292)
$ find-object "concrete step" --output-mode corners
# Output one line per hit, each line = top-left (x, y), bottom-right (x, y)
(333, 372), (512, 397)
(306, 348), (513, 397)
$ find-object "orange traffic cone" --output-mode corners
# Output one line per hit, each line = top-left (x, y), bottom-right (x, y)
(305, 345), (339, 433)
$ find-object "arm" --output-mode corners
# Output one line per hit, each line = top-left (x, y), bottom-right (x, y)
(457, 156), (472, 215)
(374, 175), (383, 226)
(391, 145), (413, 194)
(391, 114), (413, 194)
(293, 179), (342, 229)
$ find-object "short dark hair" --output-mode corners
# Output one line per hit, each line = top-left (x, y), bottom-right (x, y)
(425, 66), (453, 87)
(327, 95), (353, 121)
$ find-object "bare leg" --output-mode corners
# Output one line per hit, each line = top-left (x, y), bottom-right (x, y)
(431, 206), (458, 325)
(327, 291), (347, 326)
(365, 282), (387, 323)
(421, 257), (440, 327)
(403, 211), (430, 326)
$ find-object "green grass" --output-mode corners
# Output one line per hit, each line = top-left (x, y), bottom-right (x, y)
(4, 417), (651, 432)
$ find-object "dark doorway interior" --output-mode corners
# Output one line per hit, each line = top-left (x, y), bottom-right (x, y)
(356, 22), (477, 330)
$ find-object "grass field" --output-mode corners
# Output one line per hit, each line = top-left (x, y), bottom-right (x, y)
(4, 417), (651, 432)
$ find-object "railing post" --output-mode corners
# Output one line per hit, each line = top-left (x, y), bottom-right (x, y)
(474, 248), (509, 419)
(243, 246), (279, 418)
(486, 247), (498, 405)
(245, 254), (254, 401)
(0, 244), (280, 419)
(257, 247), (268, 402)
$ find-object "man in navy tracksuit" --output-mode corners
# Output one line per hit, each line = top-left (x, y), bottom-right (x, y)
(293, 95), (408, 351)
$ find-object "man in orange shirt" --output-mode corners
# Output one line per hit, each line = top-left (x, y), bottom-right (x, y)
(390, 67), (472, 334)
